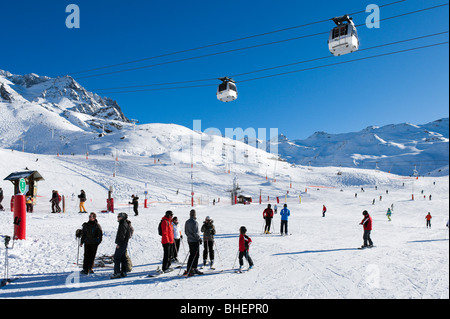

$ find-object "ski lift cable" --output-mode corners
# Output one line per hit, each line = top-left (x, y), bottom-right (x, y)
(92, 31), (449, 92)
(96, 41), (448, 94)
(67, 0), (408, 77)
(74, 3), (448, 80)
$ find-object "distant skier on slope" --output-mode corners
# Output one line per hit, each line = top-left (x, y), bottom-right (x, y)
(359, 210), (373, 249)
(263, 204), (274, 234)
(280, 204), (290, 236)
(129, 194), (139, 216)
(78, 190), (87, 213)
(425, 212), (432, 228)
(386, 207), (392, 221)
(322, 205), (327, 217)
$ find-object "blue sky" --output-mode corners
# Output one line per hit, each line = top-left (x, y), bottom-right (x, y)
(1, 0), (448, 139)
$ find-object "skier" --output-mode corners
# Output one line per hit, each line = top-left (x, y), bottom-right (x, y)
(238, 226), (254, 272)
(359, 210), (373, 249)
(129, 194), (139, 216)
(80, 212), (103, 275)
(263, 204), (274, 234)
(201, 216), (216, 269)
(425, 212), (432, 228)
(386, 207), (392, 221)
(274, 204), (278, 214)
(0, 187), (4, 211)
(322, 205), (327, 217)
(172, 216), (182, 263)
(160, 210), (174, 273)
(78, 190), (87, 213)
(279, 204), (290, 236)
(184, 209), (203, 276)
(50, 190), (61, 213)
(111, 212), (133, 279)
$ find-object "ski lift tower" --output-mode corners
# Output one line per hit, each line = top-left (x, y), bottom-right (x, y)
(227, 175), (241, 205)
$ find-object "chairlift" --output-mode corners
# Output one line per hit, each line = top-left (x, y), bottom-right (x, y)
(328, 15), (359, 56)
(217, 77), (238, 102)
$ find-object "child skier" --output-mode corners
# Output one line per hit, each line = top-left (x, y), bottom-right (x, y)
(322, 205), (327, 217)
(238, 226), (254, 272)
(386, 207), (392, 221)
(359, 210), (373, 249)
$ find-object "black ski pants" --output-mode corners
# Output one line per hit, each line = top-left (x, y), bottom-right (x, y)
(162, 243), (173, 271)
(187, 241), (200, 271)
(203, 239), (214, 262)
(113, 243), (128, 275)
(363, 230), (373, 247)
(83, 244), (98, 272)
(280, 220), (288, 235)
(264, 218), (272, 232)
(239, 250), (254, 267)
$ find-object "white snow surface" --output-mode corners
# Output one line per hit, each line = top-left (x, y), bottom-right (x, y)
(0, 148), (448, 299)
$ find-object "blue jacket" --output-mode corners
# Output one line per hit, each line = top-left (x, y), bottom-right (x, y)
(280, 207), (290, 221)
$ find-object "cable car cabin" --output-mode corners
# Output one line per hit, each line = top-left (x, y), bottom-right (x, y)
(328, 15), (359, 56)
(217, 77), (238, 102)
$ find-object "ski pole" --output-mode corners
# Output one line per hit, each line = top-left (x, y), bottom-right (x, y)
(185, 243), (200, 277)
(214, 241), (222, 264)
(232, 249), (239, 269)
(177, 247), (190, 276)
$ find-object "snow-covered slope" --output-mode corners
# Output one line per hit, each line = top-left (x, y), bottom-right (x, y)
(271, 118), (449, 177)
(0, 146), (448, 299)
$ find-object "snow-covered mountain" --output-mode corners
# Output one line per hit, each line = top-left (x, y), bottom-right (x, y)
(0, 69), (448, 177)
(270, 118), (449, 177)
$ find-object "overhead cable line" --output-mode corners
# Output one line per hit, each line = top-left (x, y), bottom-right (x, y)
(94, 40), (449, 94)
(68, 0), (408, 77)
(92, 31), (449, 91)
(75, 3), (448, 80)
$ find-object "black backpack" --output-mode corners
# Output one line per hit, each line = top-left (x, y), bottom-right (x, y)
(158, 220), (162, 236)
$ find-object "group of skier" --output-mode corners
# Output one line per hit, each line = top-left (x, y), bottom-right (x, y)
(262, 203), (291, 235)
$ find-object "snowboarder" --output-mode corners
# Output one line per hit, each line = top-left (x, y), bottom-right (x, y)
(322, 205), (327, 217)
(129, 194), (139, 216)
(184, 209), (203, 276)
(238, 226), (254, 272)
(359, 210), (373, 248)
(280, 204), (290, 235)
(111, 212), (133, 279)
(201, 216), (216, 268)
(172, 216), (182, 263)
(78, 190), (87, 213)
(425, 212), (432, 228)
(263, 204), (274, 234)
(160, 210), (174, 273)
(80, 212), (103, 275)
(0, 187), (4, 211)
(386, 207), (392, 221)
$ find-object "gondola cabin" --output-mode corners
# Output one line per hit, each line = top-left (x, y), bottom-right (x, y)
(328, 15), (359, 56)
(217, 77), (238, 102)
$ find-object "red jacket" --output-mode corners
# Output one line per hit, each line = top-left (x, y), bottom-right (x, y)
(239, 234), (252, 252)
(425, 214), (432, 221)
(263, 208), (274, 219)
(161, 216), (174, 244)
(360, 215), (373, 231)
